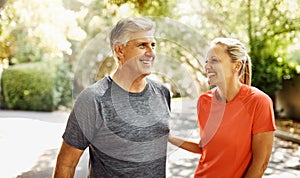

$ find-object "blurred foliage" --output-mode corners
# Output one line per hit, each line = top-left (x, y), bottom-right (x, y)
(1, 62), (56, 111)
(1, 0), (300, 110)
(109, 0), (175, 16)
(0, 0), (84, 64)
(10, 28), (44, 63)
(288, 50), (300, 65)
(62, 0), (198, 98)
(185, 0), (300, 98)
(247, 0), (300, 98)
(53, 59), (73, 109)
(153, 17), (208, 97)
(61, 0), (175, 64)
(0, 0), (15, 62)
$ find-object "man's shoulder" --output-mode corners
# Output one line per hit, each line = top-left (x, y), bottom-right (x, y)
(81, 76), (111, 97)
(94, 76), (111, 93)
(146, 78), (169, 90)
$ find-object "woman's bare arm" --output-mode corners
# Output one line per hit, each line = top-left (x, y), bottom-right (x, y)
(168, 134), (202, 154)
(244, 131), (274, 178)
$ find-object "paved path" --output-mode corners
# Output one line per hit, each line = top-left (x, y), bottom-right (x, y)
(0, 99), (299, 178)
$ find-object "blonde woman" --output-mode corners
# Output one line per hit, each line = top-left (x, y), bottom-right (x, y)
(169, 38), (276, 178)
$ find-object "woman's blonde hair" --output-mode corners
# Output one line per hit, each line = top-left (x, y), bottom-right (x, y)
(211, 38), (252, 85)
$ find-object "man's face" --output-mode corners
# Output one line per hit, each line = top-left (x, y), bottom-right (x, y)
(117, 31), (156, 77)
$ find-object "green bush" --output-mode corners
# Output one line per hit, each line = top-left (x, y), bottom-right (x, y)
(1, 62), (56, 111)
(53, 61), (73, 109)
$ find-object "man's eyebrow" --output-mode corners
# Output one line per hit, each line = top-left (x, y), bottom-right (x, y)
(135, 41), (156, 45)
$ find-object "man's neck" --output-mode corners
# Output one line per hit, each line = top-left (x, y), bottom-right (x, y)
(111, 70), (147, 93)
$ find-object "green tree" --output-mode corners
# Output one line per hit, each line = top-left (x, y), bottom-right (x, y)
(0, 0), (84, 109)
(109, 0), (175, 16)
(186, 0), (300, 99)
(0, 0), (84, 64)
(246, 0), (300, 100)
(62, 0), (176, 64)
(0, 0), (16, 64)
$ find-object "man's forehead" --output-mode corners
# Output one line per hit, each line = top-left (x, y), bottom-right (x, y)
(128, 30), (155, 42)
(128, 37), (156, 44)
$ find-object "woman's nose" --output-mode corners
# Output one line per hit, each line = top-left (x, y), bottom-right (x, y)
(204, 62), (211, 71)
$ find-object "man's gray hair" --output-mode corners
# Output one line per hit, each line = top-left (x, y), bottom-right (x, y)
(109, 17), (156, 52)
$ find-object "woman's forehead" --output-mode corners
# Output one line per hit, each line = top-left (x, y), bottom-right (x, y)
(207, 45), (225, 56)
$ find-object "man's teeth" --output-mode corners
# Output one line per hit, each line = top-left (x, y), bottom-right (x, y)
(142, 60), (151, 64)
(207, 73), (216, 77)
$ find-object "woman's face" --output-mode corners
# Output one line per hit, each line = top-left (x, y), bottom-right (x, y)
(204, 44), (236, 86)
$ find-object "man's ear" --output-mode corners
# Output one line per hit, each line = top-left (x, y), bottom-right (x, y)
(114, 45), (124, 60)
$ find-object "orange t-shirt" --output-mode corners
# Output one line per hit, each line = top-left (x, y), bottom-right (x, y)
(194, 85), (276, 178)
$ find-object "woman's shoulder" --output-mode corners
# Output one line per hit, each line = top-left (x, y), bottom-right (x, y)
(244, 85), (270, 98)
(241, 85), (272, 104)
(198, 88), (215, 102)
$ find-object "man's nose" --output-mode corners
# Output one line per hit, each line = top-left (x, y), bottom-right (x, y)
(145, 47), (155, 57)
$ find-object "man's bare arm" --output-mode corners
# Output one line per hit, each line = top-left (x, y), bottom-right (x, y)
(53, 141), (84, 178)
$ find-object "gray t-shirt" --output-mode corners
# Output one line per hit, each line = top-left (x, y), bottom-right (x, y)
(63, 76), (171, 178)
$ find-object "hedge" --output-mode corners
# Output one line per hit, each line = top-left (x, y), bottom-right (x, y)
(1, 62), (56, 111)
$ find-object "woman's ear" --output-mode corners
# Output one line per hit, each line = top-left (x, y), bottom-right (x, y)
(233, 61), (243, 73)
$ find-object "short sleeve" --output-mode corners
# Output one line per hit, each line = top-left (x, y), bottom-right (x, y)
(63, 110), (89, 150)
(63, 87), (103, 150)
(162, 86), (171, 111)
(252, 93), (276, 134)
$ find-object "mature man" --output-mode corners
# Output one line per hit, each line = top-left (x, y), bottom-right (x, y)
(53, 17), (171, 177)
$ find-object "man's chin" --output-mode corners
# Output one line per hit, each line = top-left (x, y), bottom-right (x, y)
(141, 72), (151, 77)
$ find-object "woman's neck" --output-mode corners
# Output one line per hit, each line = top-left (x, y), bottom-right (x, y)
(217, 81), (242, 102)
